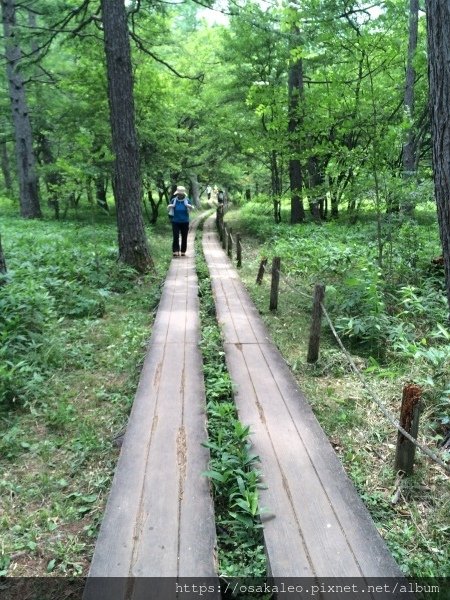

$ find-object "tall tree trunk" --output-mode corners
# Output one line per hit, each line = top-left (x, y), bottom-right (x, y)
(95, 175), (109, 212)
(101, 0), (152, 272)
(188, 172), (200, 206)
(403, 0), (419, 176)
(92, 135), (109, 212)
(86, 178), (94, 205)
(36, 133), (61, 219)
(402, 0), (419, 214)
(306, 156), (325, 222)
(426, 1), (450, 317)
(270, 150), (281, 197)
(288, 31), (305, 224)
(0, 234), (7, 285)
(0, 140), (13, 194)
(1, 0), (41, 218)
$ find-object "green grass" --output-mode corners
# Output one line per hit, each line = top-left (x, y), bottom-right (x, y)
(2, 195), (448, 579)
(223, 201), (450, 578)
(0, 200), (172, 576)
(195, 228), (269, 584)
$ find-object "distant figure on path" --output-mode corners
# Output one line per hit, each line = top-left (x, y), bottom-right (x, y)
(168, 185), (193, 257)
(217, 189), (225, 205)
(206, 185), (212, 201)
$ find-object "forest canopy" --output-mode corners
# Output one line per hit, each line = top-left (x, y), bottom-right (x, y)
(0, 1), (431, 215)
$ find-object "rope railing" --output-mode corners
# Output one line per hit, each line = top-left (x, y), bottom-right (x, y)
(275, 267), (450, 473)
(277, 269), (313, 301)
(319, 301), (450, 475)
(262, 257), (450, 475)
(214, 216), (450, 474)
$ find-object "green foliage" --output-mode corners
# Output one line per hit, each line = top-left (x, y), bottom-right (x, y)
(0, 278), (56, 407)
(0, 210), (168, 412)
(0, 204), (171, 576)
(196, 233), (267, 578)
(227, 203), (450, 578)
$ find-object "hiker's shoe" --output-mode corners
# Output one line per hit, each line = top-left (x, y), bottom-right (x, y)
(173, 252), (180, 257)
(181, 253), (186, 257)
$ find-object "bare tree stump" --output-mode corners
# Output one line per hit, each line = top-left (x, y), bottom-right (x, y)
(394, 384), (422, 475)
(256, 258), (267, 284)
(307, 284), (325, 363)
(269, 257), (281, 311)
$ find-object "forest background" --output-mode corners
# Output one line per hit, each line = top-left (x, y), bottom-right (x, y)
(0, 0), (449, 581)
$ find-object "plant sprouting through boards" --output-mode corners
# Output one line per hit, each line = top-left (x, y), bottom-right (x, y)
(195, 232), (268, 579)
(224, 202), (450, 578)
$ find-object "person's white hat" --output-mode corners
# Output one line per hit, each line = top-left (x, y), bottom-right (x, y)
(175, 185), (187, 196)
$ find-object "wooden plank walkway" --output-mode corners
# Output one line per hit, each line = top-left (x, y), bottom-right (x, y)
(202, 215), (405, 580)
(84, 218), (218, 596)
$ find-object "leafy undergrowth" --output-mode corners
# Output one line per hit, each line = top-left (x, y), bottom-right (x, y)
(195, 231), (269, 585)
(0, 203), (172, 576)
(224, 200), (450, 578)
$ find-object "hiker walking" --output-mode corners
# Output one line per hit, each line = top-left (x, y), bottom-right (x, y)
(168, 185), (193, 257)
(206, 185), (212, 201)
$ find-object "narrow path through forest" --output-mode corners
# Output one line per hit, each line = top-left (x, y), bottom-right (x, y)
(84, 213), (411, 599)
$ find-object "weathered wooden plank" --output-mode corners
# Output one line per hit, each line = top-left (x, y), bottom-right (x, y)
(87, 345), (165, 578)
(130, 341), (185, 576)
(259, 342), (405, 577)
(178, 342), (218, 577)
(204, 236), (266, 344)
(85, 218), (218, 595)
(240, 342), (362, 576)
(202, 214), (405, 581)
(224, 344), (314, 577)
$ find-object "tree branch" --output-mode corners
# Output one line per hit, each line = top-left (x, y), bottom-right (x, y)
(129, 31), (204, 80)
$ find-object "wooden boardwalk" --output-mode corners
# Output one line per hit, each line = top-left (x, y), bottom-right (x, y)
(84, 211), (409, 599)
(202, 215), (405, 580)
(84, 219), (217, 598)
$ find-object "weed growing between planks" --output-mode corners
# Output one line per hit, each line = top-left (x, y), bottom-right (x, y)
(195, 229), (269, 584)
(0, 205), (172, 575)
(224, 203), (450, 578)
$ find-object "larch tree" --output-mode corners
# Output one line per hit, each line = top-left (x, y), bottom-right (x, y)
(425, 0), (450, 316)
(288, 24), (305, 224)
(402, 0), (419, 183)
(1, 0), (41, 218)
(0, 234), (6, 283)
(0, 139), (13, 195)
(101, 0), (153, 272)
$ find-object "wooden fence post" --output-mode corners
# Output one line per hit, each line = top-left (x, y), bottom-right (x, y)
(222, 225), (227, 250)
(307, 284), (326, 363)
(269, 257), (281, 311)
(227, 228), (233, 258)
(395, 384), (422, 475)
(236, 234), (242, 268)
(256, 258), (267, 284)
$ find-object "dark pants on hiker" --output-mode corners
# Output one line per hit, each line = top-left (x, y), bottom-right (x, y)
(172, 221), (189, 253)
